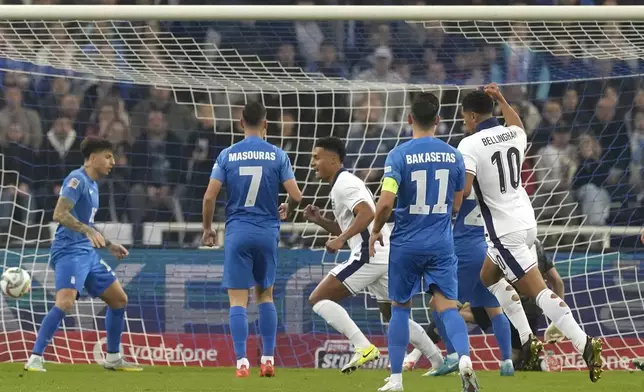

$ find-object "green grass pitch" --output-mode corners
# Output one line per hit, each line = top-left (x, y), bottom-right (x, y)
(0, 364), (641, 392)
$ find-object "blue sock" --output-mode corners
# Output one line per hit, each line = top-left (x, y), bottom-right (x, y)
(105, 307), (126, 354)
(33, 306), (66, 355)
(229, 306), (248, 360)
(438, 308), (470, 358)
(491, 313), (512, 361)
(388, 306), (410, 374)
(432, 310), (455, 354)
(258, 302), (277, 357)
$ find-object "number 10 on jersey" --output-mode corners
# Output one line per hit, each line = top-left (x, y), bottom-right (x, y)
(410, 169), (449, 215)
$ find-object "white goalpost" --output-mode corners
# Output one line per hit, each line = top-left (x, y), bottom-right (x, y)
(0, 4), (642, 371)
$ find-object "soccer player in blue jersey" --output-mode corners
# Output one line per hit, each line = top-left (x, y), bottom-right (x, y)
(25, 137), (140, 372)
(202, 101), (302, 378)
(369, 92), (479, 392)
(405, 193), (514, 377)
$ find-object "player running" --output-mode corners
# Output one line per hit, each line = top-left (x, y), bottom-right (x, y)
(405, 191), (515, 377)
(202, 102), (303, 378)
(25, 137), (140, 372)
(457, 84), (603, 382)
(299, 136), (444, 375)
(369, 92), (478, 392)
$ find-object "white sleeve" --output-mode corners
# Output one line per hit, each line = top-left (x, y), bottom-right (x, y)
(457, 137), (477, 175)
(508, 125), (528, 153)
(341, 177), (370, 213)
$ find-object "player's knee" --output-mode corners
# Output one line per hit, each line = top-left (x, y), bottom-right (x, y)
(110, 292), (128, 309)
(308, 293), (322, 307)
(55, 298), (75, 313)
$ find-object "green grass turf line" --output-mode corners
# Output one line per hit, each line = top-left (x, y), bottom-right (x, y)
(1, 364), (642, 392)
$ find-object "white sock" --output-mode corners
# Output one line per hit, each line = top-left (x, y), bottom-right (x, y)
(458, 355), (473, 375)
(408, 320), (443, 369)
(312, 299), (371, 350)
(406, 348), (422, 363)
(29, 354), (42, 362)
(447, 352), (458, 361)
(389, 373), (402, 384)
(261, 356), (274, 365)
(236, 358), (250, 369)
(105, 352), (121, 362)
(487, 279), (532, 345)
(536, 288), (587, 353)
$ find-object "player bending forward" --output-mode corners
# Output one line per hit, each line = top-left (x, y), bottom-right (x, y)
(202, 102), (303, 378)
(457, 84), (603, 382)
(26, 138), (140, 372)
(405, 191), (515, 377)
(298, 136), (444, 375)
(370, 92), (478, 392)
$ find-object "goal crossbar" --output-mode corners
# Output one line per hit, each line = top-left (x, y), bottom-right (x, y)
(1, 5), (644, 21)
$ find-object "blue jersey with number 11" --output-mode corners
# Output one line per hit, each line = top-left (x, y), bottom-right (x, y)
(52, 167), (99, 253)
(210, 135), (295, 232)
(384, 137), (465, 256)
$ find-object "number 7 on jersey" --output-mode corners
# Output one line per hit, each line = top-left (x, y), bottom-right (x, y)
(239, 166), (262, 207)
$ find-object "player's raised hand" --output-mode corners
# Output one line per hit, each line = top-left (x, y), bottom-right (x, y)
(278, 203), (289, 220)
(108, 242), (129, 260)
(325, 237), (345, 253)
(483, 83), (503, 101)
(303, 204), (321, 223)
(368, 231), (384, 258)
(86, 228), (106, 248)
(202, 230), (217, 247)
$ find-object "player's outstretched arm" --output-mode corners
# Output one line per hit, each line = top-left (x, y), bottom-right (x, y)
(484, 83), (525, 132)
(202, 178), (222, 246)
(302, 205), (342, 236)
(53, 196), (105, 248)
(369, 188), (395, 257)
(325, 201), (374, 253)
(282, 178), (303, 219)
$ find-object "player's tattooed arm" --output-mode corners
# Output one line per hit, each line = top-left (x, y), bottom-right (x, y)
(53, 196), (106, 248)
(53, 196), (92, 235)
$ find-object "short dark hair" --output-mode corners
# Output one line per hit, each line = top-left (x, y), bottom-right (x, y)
(314, 136), (346, 163)
(80, 137), (113, 159)
(411, 92), (440, 128)
(462, 90), (495, 114)
(242, 101), (267, 127)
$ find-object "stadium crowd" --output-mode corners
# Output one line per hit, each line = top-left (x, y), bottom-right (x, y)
(0, 0), (643, 246)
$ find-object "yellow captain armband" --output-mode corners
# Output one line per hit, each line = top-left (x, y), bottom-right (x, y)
(382, 177), (399, 194)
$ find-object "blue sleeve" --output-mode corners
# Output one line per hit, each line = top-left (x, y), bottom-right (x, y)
(455, 151), (466, 192)
(279, 150), (295, 183)
(210, 151), (227, 183)
(384, 149), (403, 185)
(59, 176), (84, 205)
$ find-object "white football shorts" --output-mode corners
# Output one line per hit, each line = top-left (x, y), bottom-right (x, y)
(329, 259), (388, 301)
(486, 226), (538, 283)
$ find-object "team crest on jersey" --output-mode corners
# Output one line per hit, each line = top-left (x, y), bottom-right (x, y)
(68, 178), (80, 189)
(384, 166), (391, 173)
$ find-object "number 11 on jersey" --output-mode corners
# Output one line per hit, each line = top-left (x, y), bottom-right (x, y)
(410, 169), (449, 215)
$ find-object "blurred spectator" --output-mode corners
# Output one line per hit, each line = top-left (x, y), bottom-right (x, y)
(128, 109), (184, 244)
(178, 104), (222, 222)
(346, 94), (397, 188)
(561, 88), (588, 127)
(623, 87), (644, 136)
(586, 97), (631, 183)
(57, 93), (82, 134)
(276, 43), (302, 69)
(33, 22), (76, 88)
(39, 77), (71, 130)
(0, 85), (43, 149)
(629, 111), (644, 197)
(86, 97), (130, 140)
(268, 111), (313, 183)
(130, 86), (197, 142)
(307, 41), (348, 79)
(532, 99), (568, 153)
(38, 116), (82, 218)
(573, 133), (612, 225)
(355, 46), (407, 124)
(497, 85), (541, 138)
(481, 45), (503, 83)
(96, 119), (132, 223)
(293, 1), (325, 66)
(532, 127), (577, 223)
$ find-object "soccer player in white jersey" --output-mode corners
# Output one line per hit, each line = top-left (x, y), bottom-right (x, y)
(457, 84), (603, 383)
(299, 136), (444, 375)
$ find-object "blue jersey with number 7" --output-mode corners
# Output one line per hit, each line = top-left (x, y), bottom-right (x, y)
(383, 137), (465, 256)
(210, 135), (295, 232)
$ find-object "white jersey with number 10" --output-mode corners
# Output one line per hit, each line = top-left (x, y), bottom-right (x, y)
(457, 122), (536, 241)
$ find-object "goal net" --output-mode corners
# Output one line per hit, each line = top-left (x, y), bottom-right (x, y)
(0, 5), (642, 371)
